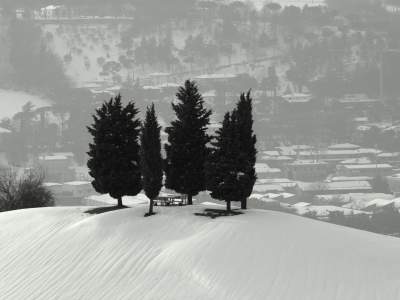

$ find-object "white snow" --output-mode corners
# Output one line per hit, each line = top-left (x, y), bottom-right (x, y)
(1, 203), (400, 299)
(84, 193), (149, 206)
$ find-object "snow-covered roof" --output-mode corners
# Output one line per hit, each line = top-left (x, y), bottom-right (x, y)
(282, 93), (312, 103)
(64, 181), (91, 186)
(365, 199), (394, 209)
(328, 143), (360, 150)
(253, 184), (284, 193)
(261, 155), (293, 161)
(293, 202), (311, 208)
(203, 90), (216, 97)
(342, 164), (392, 170)
(43, 5), (59, 10)
(339, 94), (379, 104)
(281, 192), (295, 199)
(257, 178), (293, 184)
(142, 85), (161, 90)
(148, 72), (171, 77)
(255, 163), (281, 174)
(299, 181), (372, 192)
(262, 150), (280, 156)
(249, 193), (265, 200)
(298, 148), (382, 157)
(39, 155), (69, 161)
(43, 182), (62, 187)
(328, 176), (373, 182)
(289, 160), (328, 166)
(263, 193), (281, 199)
(341, 193), (395, 210)
(53, 152), (74, 157)
(339, 157), (372, 165)
(377, 152), (399, 158)
(194, 73), (237, 80)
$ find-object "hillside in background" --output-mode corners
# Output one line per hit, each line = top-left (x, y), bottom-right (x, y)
(1, 203), (400, 300)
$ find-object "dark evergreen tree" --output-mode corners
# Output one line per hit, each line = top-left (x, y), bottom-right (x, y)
(206, 112), (240, 212)
(207, 91), (257, 211)
(87, 94), (141, 207)
(165, 80), (211, 205)
(235, 91), (257, 209)
(140, 104), (163, 216)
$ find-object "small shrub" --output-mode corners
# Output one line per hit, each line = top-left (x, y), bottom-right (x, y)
(0, 169), (54, 212)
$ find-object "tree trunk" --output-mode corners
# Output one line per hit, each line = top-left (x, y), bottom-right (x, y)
(148, 199), (154, 215)
(241, 198), (247, 210)
(187, 194), (193, 205)
(117, 196), (123, 207)
(227, 200), (231, 212)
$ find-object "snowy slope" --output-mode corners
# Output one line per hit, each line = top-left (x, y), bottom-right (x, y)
(1, 204), (400, 300)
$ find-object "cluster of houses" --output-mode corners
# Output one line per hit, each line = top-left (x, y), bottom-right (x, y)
(252, 142), (400, 218)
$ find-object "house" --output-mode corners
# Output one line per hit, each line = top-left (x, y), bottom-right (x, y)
(285, 160), (332, 181)
(282, 93), (312, 104)
(260, 154), (294, 168)
(255, 163), (283, 179)
(338, 157), (372, 165)
(38, 154), (75, 182)
(62, 181), (94, 198)
(44, 181), (95, 206)
(377, 152), (400, 167)
(253, 184), (285, 194)
(337, 164), (393, 177)
(298, 149), (378, 162)
(335, 94), (381, 111)
(387, 174), (400, 196)
(194, 73), (237, 91)
(256, 178), (297, 190)
(327, 176), (373, 182)
(363, 199), (396, 213)
(297, 181), (372, 197)
(328, 143), (360, 151)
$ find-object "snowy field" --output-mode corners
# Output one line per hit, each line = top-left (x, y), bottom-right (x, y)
(0, 89), (51, 119)
(1, 203), (400, 300)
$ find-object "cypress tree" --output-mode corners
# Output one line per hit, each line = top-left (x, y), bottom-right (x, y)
(235, 91), (257, 209)
(207, 111), (240, 212)
(87, 94), (142, 207)
(207, 91), (257, 211)
(165, 80), (211, 205)
(140, 103), (163, 216)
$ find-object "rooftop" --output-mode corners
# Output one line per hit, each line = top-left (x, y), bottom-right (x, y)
(194, 73), (237, 80)
(299, 181), (372, 192)
(342, 164), (393, 170)
(253, 184), (285, 193)
(289, 160), (328, 166)
(328, 143), (360, 150)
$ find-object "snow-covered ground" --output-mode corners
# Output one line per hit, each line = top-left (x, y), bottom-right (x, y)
(0, 89), (51, 119)
(1, 203), (400, 299)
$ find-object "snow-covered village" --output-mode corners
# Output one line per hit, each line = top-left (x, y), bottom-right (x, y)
(2, 0), (400, 299)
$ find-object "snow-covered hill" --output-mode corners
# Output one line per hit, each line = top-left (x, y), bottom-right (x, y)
(1, 203), (400, 300)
